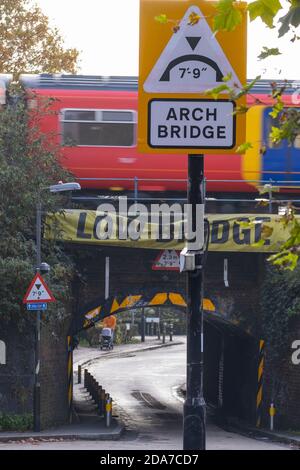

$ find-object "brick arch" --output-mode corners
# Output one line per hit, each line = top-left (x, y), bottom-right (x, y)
(71, 288), (216, 334)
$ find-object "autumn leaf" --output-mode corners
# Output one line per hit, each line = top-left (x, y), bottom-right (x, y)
(188, 12), (201, 26)
(258, 46), (282, 60)
(213, 0), (242, 32)
(204, 83), (230, 99)
(268, 251), (299, 270)
(236, 221), (255, 229)
(261, 224), (274, 238)
(248, 0), (282, 28)
(256, 199), (270, 207)
(269, 98), (284, 119)
(232, 105), (249, 115)
(270, 125), (284, 143)
(235, 142), (253, 154)
(252, 239), (267, 248)
(0, 0), (79, 78)
(222, 72), (233, 82)
(154, 14), (168, 24)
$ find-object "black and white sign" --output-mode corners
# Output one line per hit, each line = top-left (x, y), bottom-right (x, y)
(144, 5), (241, 94)
(146, 317), (160, 323)
(148, 99), (235, 149)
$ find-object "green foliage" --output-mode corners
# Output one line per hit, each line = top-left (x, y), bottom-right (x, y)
(235, 142), (253, 154)
(278, 1), (300, 37)
(0, 413), (33, 431)
(270, 107), (300, 145)
(213, 0), (242, 31)
(258, 46), (282, 60)
(261, 263), (300, 359)
(204, 83), (231, 99)
(248, 0), (282, 28)
(0, 95), (74, 328)
(154, 14), (168, 24)
(269, 96), (284, 118)
(213, 0), (299, 37)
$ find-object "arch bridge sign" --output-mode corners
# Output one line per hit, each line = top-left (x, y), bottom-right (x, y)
(138, 0), (247, 154)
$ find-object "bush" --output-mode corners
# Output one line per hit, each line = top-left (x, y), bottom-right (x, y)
(0, 413), (33, 431)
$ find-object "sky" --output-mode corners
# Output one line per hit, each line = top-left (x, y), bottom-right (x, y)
(36, 0), (299, 80)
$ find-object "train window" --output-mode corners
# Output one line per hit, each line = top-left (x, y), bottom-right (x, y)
(61, 109), (136, 147)
(102, 111), (134, 122)
(64, 110), (95, 121)
(294, 134), (300, 148)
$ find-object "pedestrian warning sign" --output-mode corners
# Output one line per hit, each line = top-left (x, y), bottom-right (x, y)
(152, 250), (180, 271)
(143, 5), (242, 94)
(138, 0), (247, 154)
(23, 273), (55, 304)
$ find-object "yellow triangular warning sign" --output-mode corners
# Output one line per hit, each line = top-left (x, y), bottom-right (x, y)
(144, 5), (242, 94)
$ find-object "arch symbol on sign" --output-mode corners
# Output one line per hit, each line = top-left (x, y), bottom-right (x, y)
(143, 5), (241, 93)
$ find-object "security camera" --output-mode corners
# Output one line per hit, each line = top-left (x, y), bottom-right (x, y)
(39, 262), (51, 274)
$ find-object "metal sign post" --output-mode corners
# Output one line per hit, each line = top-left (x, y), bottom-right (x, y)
(183, 154), (206, 450)
(138, 0), (247, 451)
(23, 233), (56, 433)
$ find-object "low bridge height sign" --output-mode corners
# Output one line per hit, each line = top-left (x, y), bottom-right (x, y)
(138, 0), (247, 154)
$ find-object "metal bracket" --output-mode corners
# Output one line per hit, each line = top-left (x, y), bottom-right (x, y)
(180, 247), (204, 272)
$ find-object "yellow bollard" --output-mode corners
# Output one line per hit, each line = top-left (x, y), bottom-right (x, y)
(269, 402), (276, 431)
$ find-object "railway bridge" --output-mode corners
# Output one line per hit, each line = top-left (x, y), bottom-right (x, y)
(1, 206), (300, 431)
(58, 208), (272, 429)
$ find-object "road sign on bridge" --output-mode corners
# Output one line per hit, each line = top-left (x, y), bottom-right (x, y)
(138, 1), (247, 154)
(152, 249), (180, 271)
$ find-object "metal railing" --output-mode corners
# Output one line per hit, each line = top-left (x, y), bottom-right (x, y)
(71, 176), (300, 214)
(82, 368), (113, 427)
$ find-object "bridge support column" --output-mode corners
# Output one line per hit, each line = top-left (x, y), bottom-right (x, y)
(183, 155), (206, 451)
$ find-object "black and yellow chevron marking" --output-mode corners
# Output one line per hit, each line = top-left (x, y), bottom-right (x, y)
(256, 339), (265, 428)
(67, 336), (73, 423)
(82, 292), (216, 330)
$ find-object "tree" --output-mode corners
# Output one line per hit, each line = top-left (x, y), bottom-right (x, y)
(0, 0), (79, 77)
(0, 96), (74, 329)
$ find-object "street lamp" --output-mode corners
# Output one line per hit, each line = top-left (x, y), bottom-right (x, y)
(34, 181), (81, 432)
(49, 182), (81, 193)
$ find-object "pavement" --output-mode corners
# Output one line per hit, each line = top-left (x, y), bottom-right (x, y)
(0, 336), (300, 448)
(0, 336), (182, 443)
(222, 418), (300, 448)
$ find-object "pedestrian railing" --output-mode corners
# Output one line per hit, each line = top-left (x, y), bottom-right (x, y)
(80, 367), (113, 427)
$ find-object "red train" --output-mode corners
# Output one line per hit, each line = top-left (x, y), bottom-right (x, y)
(2, 74), (300, 197)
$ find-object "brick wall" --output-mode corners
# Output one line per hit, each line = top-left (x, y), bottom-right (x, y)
(0, 313), (72, 430)
(0, 320), (34, 415)
(40, 317), (71, 429)
(262, 316), (300, 429)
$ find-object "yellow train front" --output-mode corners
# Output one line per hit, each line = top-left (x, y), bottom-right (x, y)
(243, 81), (300, 196)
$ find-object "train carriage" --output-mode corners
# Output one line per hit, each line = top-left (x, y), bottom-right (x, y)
(2, 74), (300, 199)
